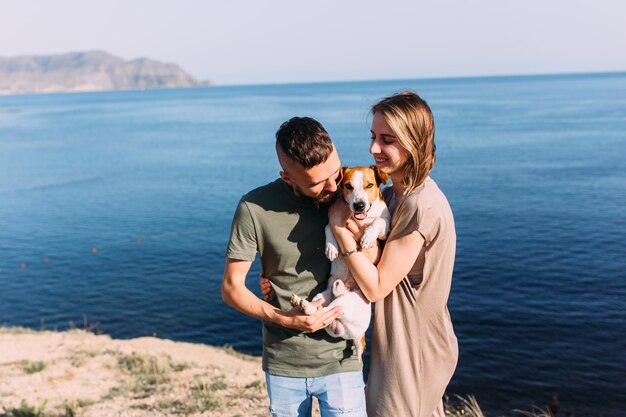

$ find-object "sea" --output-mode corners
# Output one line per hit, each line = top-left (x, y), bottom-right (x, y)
(1, 73), (625, 416)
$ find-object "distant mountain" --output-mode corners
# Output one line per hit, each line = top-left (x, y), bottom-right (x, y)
(0, 50), (211, 95)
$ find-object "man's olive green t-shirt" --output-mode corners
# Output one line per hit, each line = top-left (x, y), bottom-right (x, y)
(226, 179), (361, 377)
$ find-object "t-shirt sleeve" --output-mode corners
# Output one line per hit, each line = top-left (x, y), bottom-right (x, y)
(225, 199), (258, 261)
(387, 194), (440, 246)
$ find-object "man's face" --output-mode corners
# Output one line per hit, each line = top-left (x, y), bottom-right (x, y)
(281, 147), (341, 204)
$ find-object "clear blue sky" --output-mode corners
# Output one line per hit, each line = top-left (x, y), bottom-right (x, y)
(1, 0), (624, 85)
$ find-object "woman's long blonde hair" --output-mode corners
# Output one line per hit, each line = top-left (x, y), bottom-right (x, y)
(372, 91), (436, 194)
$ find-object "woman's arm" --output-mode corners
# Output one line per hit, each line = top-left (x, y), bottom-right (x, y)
(329, 201), (424, 302)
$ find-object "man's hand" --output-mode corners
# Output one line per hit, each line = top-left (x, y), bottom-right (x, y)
(278, 303), (343, 333)
(259, 278), (342, 331)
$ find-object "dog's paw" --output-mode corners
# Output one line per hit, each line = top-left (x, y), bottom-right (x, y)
(325, 242), (339, 261)
(292, 294), (317, 315)
(290, 294), (302, 307)
(360, 229), (378, 249)
(300, 302), (317, 315)
(298, 298), (317, 315)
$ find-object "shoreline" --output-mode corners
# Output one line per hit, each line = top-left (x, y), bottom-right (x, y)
(0, 327), (558, 417)
(0, 326), (270, 417)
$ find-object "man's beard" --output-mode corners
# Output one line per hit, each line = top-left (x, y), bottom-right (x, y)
(289, 182), (337, 208)
(312, 190), (337, 209)
(297, 189), (336, 209)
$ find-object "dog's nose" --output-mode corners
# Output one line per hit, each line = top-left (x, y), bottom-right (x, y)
(353, 201), (366, 212)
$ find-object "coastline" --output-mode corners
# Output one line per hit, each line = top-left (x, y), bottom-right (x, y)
(0, 327), (557, 417)
(0, 327), (270, 417)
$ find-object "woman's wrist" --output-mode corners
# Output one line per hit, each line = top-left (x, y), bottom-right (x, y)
(331, 225), (357, 253)
(341, 248), (359, 257)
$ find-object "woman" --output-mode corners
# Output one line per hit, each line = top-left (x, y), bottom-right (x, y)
(328, 91), (458, 417)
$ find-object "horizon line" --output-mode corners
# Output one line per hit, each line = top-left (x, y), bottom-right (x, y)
(214, 69), (626, 88)
(0, 69), (624, 99)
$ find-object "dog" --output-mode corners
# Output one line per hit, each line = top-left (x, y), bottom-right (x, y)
(291, 165), (390, 360)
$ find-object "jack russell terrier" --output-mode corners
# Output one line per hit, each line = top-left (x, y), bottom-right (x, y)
(291, 165), (390, 360)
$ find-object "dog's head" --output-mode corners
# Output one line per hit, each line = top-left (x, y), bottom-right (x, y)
(339, 165), (388, 220)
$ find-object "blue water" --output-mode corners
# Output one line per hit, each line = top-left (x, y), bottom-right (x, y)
(1, 73), (625, 416)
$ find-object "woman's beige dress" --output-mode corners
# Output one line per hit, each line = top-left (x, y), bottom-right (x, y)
(366, 177), (458, 417)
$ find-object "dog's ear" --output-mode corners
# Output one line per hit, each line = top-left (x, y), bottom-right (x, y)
(371, 165), (388, 185)
(338, 166), (349, 186)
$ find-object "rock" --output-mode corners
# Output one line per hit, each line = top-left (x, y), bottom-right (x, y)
(0, 50), (211, 95)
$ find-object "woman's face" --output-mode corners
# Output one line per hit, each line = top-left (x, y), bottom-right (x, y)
(369, 112), (409, 177)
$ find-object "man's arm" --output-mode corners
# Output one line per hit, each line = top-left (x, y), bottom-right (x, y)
(221, 258), (342, 333)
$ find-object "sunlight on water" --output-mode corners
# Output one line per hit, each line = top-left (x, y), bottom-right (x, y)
(1, 73), (625, 416)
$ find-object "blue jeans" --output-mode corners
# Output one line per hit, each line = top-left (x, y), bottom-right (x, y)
(265, 371), (367, 417)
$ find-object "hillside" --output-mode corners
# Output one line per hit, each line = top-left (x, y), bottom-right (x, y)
(0, 51), (211, 95)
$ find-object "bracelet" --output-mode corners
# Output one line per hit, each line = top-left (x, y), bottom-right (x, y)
(341, 248), (359, 257)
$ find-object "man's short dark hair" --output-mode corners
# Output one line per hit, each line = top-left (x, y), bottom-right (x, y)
(275, 117), (334, 169)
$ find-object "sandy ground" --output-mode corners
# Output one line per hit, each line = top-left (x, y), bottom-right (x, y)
(0, 327), (323, 417)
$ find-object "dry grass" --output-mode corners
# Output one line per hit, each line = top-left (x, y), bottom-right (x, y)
(5, 399), (78, 417)
(217, 344), (259, 362)
(1, 327), (564, 417)
(22, 361), (46, 375)
(0, 327), (38, 335)
(444, 395), (556, 417)
(446, 395), (486, 417)
(512, 407), (553, 417)
(117, 353), (171, 396)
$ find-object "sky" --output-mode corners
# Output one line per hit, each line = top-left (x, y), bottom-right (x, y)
(1, 0), (624, 85)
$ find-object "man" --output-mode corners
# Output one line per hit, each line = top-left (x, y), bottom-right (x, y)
(222, 117), (367, 417)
